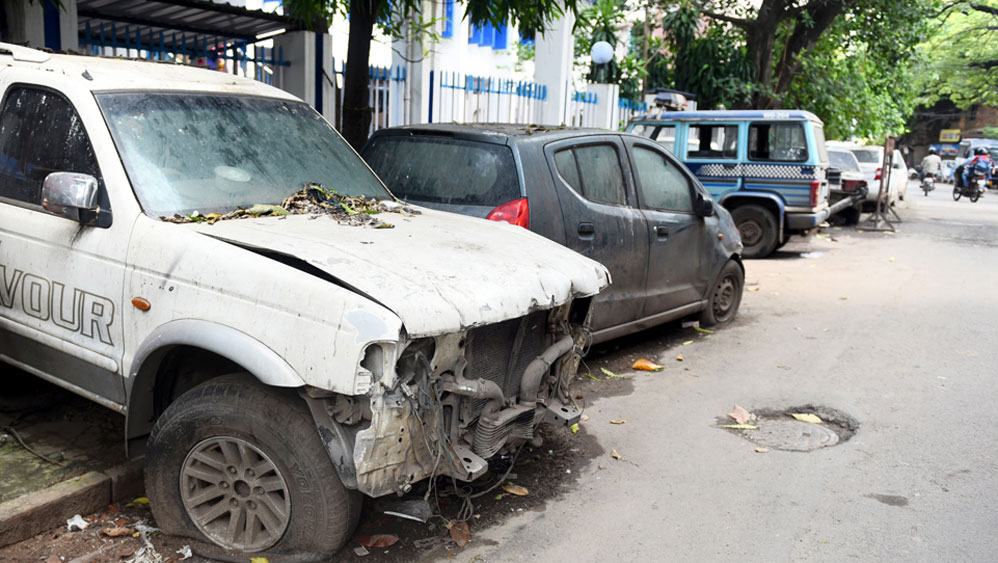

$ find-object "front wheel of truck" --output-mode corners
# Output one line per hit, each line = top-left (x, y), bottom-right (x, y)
(145, 375), (361, 559)
(730, 205), (778, 258)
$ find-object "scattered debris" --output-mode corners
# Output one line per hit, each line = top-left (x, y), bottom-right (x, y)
(694, 326), (714, 334)
(682, 340), (694, 346)
(3, 425), (64, 465)
(632, 359), (664, 371)
(125, 497), (149, 507)
(569, 423), (580, 434)
(66, 515), (89, 531)
(353, 546), (370, 557)
(611, 449), (622, 460)
(502, 483), (529, 496)
(755, 447), (770, 453)
(600, 367), (617, 378)
(720, 424), (758, 430)
(354, 534), (400, 548)
(580, 414), (590, 422)
(100, 527), (134, 537)
(889, 257), (896, 262)
(676, 354), (685, 361)
(747, 287), (761, 292)
(727, 404), (752, 425)
(175, 546), (192, 560)
(160, 183), (419, 228)
(585, 372), (601, 381)
(790, 413), (823, 424)
(681, 320), (700, 328)
(610, 419), (627, 425)
(447, 521), (471, 547)
(800, 251), (824, 259)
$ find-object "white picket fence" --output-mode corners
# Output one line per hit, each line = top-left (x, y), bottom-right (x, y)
(429, 71), (547, 125)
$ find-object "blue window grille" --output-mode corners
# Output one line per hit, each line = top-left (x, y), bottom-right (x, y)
(442, 0), (455, 38)
(492, 24), (507, 50)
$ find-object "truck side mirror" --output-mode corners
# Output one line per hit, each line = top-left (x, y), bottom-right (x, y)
(696, 193), (715, 217)
(42, 172), (99, 223)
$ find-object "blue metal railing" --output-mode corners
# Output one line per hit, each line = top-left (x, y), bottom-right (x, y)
(79, 22), (289, 85)
(572, 91), (598, 105)
(435, 71), (547, 101)
(332, 60), (407, 82)
(618, 98), (648, 112)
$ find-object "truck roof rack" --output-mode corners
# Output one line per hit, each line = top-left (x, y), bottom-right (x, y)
(0, 42), (51, 63)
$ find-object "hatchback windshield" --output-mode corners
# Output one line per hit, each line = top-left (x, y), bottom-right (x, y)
(97, 93), (389, 217)
(851, 149), (881, 164)
(363, 136), (519, 206)
(828, 151), (860, 172)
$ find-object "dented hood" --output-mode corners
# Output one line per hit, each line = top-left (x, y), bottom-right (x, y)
(190, 209), (610, 336)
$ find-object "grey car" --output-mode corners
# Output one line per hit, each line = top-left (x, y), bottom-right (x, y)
(361, 124), (744, 343)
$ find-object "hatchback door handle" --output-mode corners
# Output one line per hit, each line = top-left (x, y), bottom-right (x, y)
(578, 222), (595, 237)
(655, 225), (669, 239)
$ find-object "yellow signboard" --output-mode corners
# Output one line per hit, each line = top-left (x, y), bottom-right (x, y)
(940, 129), (961, 142)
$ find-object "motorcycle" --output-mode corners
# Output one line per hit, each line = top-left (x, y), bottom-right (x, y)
(921, 175), (935, 196)
(954, 170), (987, 202)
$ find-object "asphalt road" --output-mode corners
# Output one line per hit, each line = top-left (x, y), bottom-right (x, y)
(451, 181), (998, 562)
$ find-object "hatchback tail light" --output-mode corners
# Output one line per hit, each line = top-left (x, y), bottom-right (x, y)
(486, 197), (530, 229)
(842, 179), (867, 192)
(874, 167), (882, 181)
(809, 181), (821, 207)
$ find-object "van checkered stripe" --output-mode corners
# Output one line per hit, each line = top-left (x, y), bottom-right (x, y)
(696, 163), (815, 179)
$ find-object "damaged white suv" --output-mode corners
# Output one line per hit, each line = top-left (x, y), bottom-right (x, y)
(0, 44), (608, 558)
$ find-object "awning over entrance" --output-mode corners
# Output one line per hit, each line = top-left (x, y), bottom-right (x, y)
(77, 0), (301, 48)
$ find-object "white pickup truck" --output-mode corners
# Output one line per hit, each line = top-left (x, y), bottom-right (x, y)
(0, 44), (609, 558)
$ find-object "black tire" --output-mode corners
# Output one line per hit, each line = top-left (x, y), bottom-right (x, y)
(840, 206), (861, 226)
(971, 192), (980, 202)
(730, 205), (779, 258)
(145, 376), (361, 559)
(700, 260), (744, 327)
(953, 187), (962, 201)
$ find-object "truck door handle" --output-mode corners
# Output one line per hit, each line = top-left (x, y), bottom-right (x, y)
(655, 225), (669, 239)
(578, 222), (595, 237)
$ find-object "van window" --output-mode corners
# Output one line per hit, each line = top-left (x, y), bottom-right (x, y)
(687, 124), (737, 159)
(749, 122), (807, 162)
(554, 144), (627, 206)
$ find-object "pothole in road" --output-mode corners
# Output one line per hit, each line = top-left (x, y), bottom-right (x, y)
(717, 404), (858, 451)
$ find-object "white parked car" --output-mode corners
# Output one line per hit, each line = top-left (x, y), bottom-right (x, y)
(0, 44), (609, 558)
(834, 143), (908, 205)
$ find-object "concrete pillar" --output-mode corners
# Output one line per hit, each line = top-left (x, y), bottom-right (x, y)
(59, 0), (79, 52)
(534, 9), (575, 126)
(392, 17), (430, 124)
(272, 31), (334, 122)
(5, 0), (45, 47)
(589, 83), (619, 130)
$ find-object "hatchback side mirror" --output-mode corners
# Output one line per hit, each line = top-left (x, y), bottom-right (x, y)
(42, 172), (99, 223)
(695, 193), (715, 217)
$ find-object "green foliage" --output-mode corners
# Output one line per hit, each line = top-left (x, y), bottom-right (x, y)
(784, 0), (931, 139)
(917, 1), (998, 110)
(659, 1), (754, 109)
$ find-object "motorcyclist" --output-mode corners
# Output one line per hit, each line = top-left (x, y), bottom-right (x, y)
(920, 147), (942, 181)
(960, 147), (993, 189)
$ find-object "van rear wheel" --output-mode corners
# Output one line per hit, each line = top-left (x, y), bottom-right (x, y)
(730, 205), (778, 258)
(145, 376), (360, 558)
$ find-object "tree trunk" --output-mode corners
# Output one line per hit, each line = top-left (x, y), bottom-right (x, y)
(744, 0), (785, 108)
(342, 0), (376, 150)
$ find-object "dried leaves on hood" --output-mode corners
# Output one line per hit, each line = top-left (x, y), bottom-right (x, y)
(160, 183), (420, 228)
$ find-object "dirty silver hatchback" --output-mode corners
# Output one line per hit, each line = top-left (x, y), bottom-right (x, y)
(363, 124), (744, 343)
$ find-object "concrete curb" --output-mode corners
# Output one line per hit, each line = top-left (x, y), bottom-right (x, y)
(0, 460), (144, 548)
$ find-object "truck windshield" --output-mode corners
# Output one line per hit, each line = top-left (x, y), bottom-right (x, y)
(97, 93), (390, 217)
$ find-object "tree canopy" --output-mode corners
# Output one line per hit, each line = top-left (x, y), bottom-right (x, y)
(917, 1), (998, 109)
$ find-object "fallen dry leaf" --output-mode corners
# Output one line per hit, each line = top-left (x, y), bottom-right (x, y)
(632, 358), (664, 371)
(790, 413), (822, 424)
(354, 534), (400, 548)
(682, 340), (694, 346)
(747, 287), (761, 292)
(610, 419), (627, 425)
(727, 404), (752, 425)
(448, 521), (471, 547)
(569, 423), (579, 434)
(580, 414), (590, 422)
(611, 449), (622, 460)
(719, 424), (758, 430)
(755, 447), (770, 453)
(100, 527), (134, 537)
(502, 482), (529, 496)
(676, 354), (684, 361)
